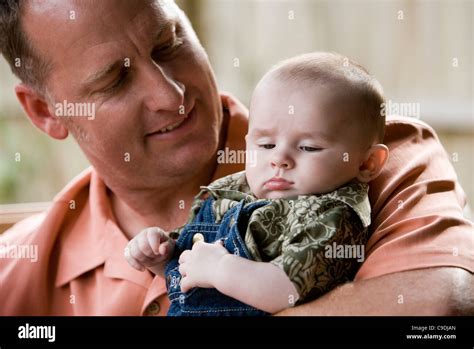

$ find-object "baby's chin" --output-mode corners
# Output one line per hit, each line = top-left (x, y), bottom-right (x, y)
(253, 189), (304, 200)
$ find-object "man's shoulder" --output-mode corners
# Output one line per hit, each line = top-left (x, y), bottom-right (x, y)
(0, 213), (47, 245)
(0, 167), (94, 245)
(384, 115), (438, 143)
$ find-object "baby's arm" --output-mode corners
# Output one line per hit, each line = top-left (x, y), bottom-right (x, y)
(124, 227), (175, 277)
(179, 241), (299, 314)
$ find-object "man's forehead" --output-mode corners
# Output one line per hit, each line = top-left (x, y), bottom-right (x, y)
(25, 0), (178, 45)
(22, 0), (180, 86)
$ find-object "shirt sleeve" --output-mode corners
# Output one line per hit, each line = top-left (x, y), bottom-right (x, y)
(270, 204), (369, 302)
(356, 116), (474, 280)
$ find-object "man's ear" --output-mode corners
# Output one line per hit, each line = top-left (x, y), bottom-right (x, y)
(15, 83), (68, 140)
(357, 144), (389, 183)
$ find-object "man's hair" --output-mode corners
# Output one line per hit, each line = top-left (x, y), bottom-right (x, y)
(267, 52), (386, 144)
(0, 0), (51, 90)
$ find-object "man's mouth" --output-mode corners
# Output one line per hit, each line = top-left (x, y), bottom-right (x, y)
(157, 117), (187, 134)
(146, 106), (196, 138)
(264, 177), (294, 191)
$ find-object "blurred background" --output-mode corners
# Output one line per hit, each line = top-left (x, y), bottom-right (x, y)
(0, 0), (472, 205)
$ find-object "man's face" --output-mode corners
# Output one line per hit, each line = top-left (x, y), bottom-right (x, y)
(23, 0), (222, 190)
(246, 77), (367, 199)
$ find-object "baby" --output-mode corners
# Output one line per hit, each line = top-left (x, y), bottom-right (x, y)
(125, 52), (389, 316)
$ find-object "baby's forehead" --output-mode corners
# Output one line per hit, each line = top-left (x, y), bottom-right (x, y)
(256, 73), (359, 103)
(252, 76), (364, 121)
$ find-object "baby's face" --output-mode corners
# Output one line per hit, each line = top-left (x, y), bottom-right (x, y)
(246, 78), (368, 199)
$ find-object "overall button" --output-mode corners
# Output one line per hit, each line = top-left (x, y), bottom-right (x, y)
(192, 233), (205, 245)
(145, 301), (161, 316)
(229, 216), (236, 227)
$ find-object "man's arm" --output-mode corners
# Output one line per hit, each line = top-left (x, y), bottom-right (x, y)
(276, 267), (473, 315)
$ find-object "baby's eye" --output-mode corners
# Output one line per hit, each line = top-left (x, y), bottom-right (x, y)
(300, 146), (322, 152)
(259, 144), (275, 149)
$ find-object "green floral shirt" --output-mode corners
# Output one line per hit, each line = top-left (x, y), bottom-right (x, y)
(177, 171), (371, 303)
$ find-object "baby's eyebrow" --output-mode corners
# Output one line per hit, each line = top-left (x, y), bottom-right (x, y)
(298, 131), (333, 141)
(248, 128), (275, 137)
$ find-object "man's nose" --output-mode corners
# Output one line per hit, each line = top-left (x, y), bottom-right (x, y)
(143, 63), (185, 113)
(270, 152), (294, 170)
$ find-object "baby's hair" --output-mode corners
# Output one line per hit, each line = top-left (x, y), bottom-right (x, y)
(264, 52), (386, 144)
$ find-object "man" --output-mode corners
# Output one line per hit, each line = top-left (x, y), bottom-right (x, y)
(0, 0), (472, 316)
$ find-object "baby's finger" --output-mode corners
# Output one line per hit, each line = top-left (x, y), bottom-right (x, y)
(137, 231), (156, 258)
(147, 227), (167, 255)
(180, 276), (191, 293)
(158, 239), (175, 258)
(178, 250), (190, 264)
(129, 239), (148, 262)
(178, 262), (187, 277)
(124, 248), (145, 271)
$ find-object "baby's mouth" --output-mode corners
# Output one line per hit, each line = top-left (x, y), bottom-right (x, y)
(264, 177), (294, 191)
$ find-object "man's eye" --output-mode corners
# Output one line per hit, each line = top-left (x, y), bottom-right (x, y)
(104, 70), (128, 93)
(259, 144), (275, 149)
(300, 146), (322, 152)
(152, 38), (183, 60)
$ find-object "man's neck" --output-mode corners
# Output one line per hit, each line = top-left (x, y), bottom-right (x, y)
(109, 164), (216, 239)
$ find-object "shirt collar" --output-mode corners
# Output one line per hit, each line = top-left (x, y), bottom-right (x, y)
(54, 168), (107, 287)
(55, 169), (154, 288)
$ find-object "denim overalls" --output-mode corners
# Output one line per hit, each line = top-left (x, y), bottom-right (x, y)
(165, 197), (270, 316)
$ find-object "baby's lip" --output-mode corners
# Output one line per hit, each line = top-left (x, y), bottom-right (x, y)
(264, 177), (294, 190)
(266, 177), (293, 184)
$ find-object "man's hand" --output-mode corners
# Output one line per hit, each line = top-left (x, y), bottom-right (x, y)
(124, 227), (175, 276)
(178, 240), (229, 292)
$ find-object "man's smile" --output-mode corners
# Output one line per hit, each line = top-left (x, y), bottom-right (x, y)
(146, 105), (197, 140)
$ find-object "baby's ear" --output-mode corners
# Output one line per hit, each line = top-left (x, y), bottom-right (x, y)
(357, 144), (389, 183)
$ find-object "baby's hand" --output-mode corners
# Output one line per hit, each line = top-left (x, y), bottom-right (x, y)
(124, 227), (175, 276)
(179, 240), (229, 292)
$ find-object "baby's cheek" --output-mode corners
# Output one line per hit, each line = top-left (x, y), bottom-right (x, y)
(245, 167), (260, 194)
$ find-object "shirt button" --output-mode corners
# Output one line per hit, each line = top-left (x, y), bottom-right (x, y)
(145, 301), (161, 316)
(192, 233), (205, 245)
